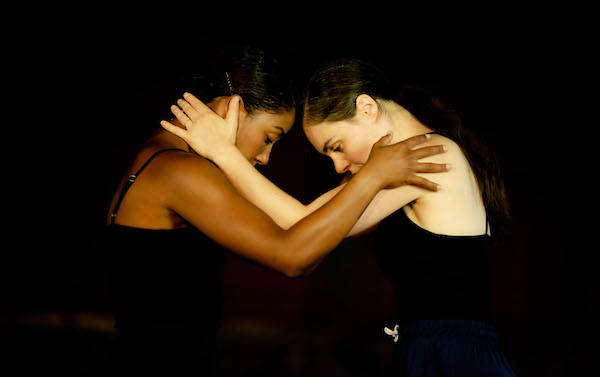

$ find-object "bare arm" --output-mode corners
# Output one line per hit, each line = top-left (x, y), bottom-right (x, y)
(163, 135), (423, 278)
(162, 93), (449, 236)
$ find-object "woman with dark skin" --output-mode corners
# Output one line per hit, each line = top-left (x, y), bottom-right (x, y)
(107, 47), (449, 376)
(163, 58), (515, 376)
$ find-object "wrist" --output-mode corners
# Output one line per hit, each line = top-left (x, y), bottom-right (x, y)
(352, 165), (385, 193)
(211, 144), (241, 167)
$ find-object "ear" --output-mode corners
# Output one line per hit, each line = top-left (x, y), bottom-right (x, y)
(210, 96), (248, 118)
(355, 94), (379, 121)
(229, 95), (247, 115)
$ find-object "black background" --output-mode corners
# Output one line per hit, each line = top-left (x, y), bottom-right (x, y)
(2, 24), (592, 376)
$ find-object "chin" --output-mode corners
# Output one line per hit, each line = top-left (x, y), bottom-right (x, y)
(351, 165), (364, 174)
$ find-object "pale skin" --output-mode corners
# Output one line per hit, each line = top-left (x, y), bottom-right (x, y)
(162, 93), (488, 239)
(302, 94), (489, 236)
(108, 94), (450, 278)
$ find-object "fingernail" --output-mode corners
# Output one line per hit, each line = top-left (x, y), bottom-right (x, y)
(445, 164), (452, 170)
(425, 134), (431, 139)
(437, 184), (443, 190)
(442, 145), (448, 151)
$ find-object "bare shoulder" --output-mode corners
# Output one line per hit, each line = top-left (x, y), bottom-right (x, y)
(144, 149), (248, 221)
(152, 150), (230, 190)
(414, 133), (477, 195)
(411, 133), (487, 235)
(421, 134), (467, 165)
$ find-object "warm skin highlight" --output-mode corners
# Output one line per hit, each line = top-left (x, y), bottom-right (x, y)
(303, 95), (435, 175)
(113, 92), (449, 278)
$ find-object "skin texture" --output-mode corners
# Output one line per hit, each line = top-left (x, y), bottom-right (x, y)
(165, 93), (486, 239)
(109, 94), (449, 277)
(303, 96), (489, 236)
(174, 95), (295, 166)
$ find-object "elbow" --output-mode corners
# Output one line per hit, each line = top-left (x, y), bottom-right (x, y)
(283, 267), (314, 279)
(281, 260), (311, 278)
(282, 267), (305, 279)
(277, 232), (324, 278)
(279, 251), (315, 279)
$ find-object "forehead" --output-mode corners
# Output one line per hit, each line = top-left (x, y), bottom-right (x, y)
(303, 120), (351, 143)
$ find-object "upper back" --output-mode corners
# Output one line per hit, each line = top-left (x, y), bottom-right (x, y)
(107, 146), (187, 229)
(406, 134), (489, 236)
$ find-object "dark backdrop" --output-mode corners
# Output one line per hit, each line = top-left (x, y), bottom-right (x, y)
(2, 32), (590, 376)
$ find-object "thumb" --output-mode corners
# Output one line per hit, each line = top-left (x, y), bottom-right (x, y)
(225, 95), (241, 125)
(375, 131), (393, 146)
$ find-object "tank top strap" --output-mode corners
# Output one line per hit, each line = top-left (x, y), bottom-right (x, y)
(109, 148), (186, 225)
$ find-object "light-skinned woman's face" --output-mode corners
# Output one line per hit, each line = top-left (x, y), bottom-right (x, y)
(236, 109), (295, 166)
(303, 117), (387, 175)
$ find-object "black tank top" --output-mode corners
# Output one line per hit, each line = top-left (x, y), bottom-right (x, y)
(375, 208), (493, 322)
(106, 149), (228, 373)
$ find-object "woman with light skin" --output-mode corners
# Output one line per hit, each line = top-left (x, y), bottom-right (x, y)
(107, 47), (449, 376)
(162, 58), (515, 376)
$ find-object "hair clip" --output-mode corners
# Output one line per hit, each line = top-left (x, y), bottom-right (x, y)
(225, 71), (234, 94)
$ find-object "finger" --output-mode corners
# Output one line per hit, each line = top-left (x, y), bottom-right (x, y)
(183, 92), (213, 114)
(410, 145), (448, 160)
(401, 133), (431, 150)
(160, 120), (188, 140)
(374, 131), (393, 147)
(170, 104), (190, 126)
(405, 175), (442, 191)
(177, 98), (200, 120)
(225, 95), (241, 124)
(414, 162), (452, 173)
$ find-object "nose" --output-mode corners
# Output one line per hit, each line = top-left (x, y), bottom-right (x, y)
(255, 145), (273, 166)
(331, 156), (351, 174)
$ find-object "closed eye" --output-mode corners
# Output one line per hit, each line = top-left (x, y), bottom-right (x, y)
(329, 142), (342, 153)
(323, 139), (342, 154)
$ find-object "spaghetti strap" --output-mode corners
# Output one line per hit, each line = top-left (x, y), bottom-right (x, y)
(109, 148), (185, 225)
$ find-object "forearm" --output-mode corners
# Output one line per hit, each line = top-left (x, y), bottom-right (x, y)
(170, 155), (380, 279)
(214, 147), (329, 229)
(281, 167), (381, 276)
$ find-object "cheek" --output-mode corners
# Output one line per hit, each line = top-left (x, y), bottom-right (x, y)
(342, 127), (376, 164)
(236, 127), (264, 160)
(347, 140), (373, 164)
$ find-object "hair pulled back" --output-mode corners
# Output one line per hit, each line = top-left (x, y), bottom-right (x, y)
(187, 45), (295, 115)
(304, 58), (509, 223)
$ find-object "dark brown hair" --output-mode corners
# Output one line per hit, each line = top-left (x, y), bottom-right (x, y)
(304, 58), (509, 223)
(187, 45), (295, 115)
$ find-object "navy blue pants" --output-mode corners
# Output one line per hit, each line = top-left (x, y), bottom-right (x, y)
(389, 320), (515, 377)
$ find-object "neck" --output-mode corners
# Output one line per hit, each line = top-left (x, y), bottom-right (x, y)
(147, 121), (193, 153)
(143, 97), (230, 155)
(383, 101), (433, 143)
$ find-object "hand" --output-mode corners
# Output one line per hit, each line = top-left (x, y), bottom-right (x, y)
(160, 92), (240, 162)
(364, 133), (450, 191)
